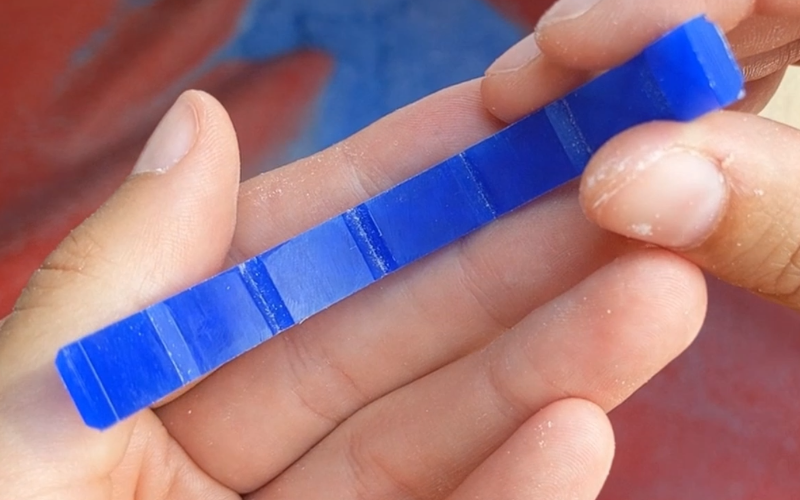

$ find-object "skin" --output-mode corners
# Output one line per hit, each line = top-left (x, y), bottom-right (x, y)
(0, 2), (798, 499)
(483, 2), (800, 310)
(483, 2), (800, 495)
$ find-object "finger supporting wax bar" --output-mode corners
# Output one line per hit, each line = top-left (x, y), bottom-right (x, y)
(56, 16), (745, 430)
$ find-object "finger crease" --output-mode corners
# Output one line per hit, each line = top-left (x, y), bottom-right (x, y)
(342, 428), (420, 500)
(280, 331), (370, 428)
(455, 239), (519, 333)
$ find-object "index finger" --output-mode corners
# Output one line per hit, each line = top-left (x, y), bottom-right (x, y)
(482, 1), (800, 122)
(535, 0), (800, 71)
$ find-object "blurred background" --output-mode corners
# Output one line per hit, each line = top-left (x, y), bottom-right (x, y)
(0, 0), (541, 312)
(1, 2), (799, 499)
(763, 68), (800, 126)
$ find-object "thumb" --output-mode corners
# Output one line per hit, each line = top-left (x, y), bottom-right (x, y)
(0, 90), (240, 494)
(579, 111), (800, 309)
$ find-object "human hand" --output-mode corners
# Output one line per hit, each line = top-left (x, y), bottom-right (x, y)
(483, 2), (800, 310)
(0, 81), (705, 498)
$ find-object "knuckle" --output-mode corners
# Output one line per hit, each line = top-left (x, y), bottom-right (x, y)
(347, 153), (393, 201)
(485, 342), (571, 425)
(770, 236), (800, 304)
(484, 346), (534, 423)
(776, 39), (800, 70)
(722, 203), (800, 307)
(12, 226), (107, 312)
(736, 208), (800, 305)
(333, 139), (408, 203)
(42, 226), (104, 280)
(341, 427), (420, 500)
(280, 329), (371, 427)
(455, 239), (519, 333)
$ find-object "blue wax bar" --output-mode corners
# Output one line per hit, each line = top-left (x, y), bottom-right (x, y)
(55, 16), (745, 429)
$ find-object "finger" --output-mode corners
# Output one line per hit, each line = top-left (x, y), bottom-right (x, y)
(447, 399), (613, 500)
(579, 111), (800, 310)
(738, 36), (800, 81)
(727, 15), (800, 60)
(727, 15), (800, 84)
(482, 47), (593, 125)
(482, 3), (800, 122)
(729, 67), (788, 113)
(158, 80), (631, 493)
(533, 0), (800, 71)
(0, 91), (240, 497)
(250, 249), (706, 500)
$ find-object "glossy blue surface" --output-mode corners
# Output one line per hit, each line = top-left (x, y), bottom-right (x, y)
(56, 16), (745, 429)
(261, 216), (376, 321)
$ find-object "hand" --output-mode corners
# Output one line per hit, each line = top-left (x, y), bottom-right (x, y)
(483, 2), (800, 310)
(0, 84), (705, 498)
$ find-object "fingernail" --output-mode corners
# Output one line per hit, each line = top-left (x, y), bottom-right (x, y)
(486, 34), (542, 74)
(131, 94), (198, 175)
(538, 0), (603, 27)
(590, 150), (727, 249)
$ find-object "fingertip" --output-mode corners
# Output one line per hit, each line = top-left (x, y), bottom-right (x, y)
(625, 247), (708, 314)
(536, 398), (615, 463)
(187, 89), (233, 131)
(485, 32), (542, 76)
(534, 2), (749, 71)
(517, 398), (616, 496)
(180, 89), (240, 180)
(128, 89), (239, 189)
(589, 248), (709, 367)
(450, 398), (615, 500)
(481, 57), (589, 123)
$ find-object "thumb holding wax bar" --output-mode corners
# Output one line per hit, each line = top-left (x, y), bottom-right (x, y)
(482, 0), (800, 309)
(580, 111), (800, 311)
(0, 90), (243, 499)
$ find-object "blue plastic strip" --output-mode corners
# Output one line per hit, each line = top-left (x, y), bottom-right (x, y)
(341, 205), (399, 279)
(55, 16), (745, 429)
(237, 258), (296, 333)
